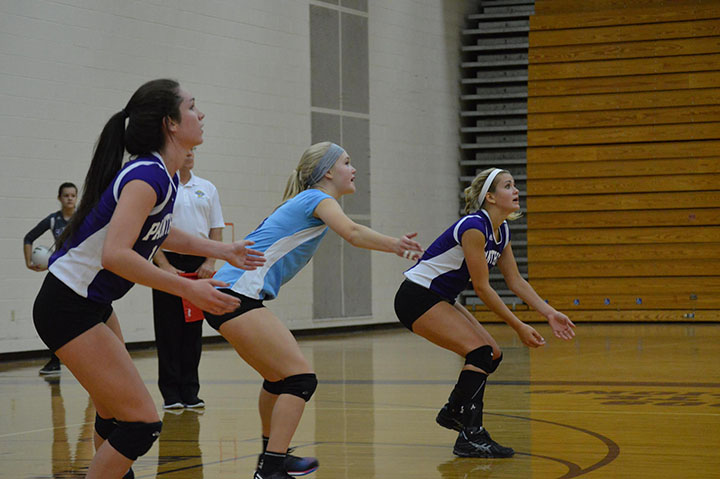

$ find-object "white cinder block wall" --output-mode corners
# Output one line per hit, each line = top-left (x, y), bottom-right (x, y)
(0, 0), (476, 354)
(368, 1), (470, 329)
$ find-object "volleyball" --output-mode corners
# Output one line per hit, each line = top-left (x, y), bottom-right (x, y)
(31, 245), (52, 269)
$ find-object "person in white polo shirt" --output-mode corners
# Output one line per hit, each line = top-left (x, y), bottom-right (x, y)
(152, 147), (225, 410)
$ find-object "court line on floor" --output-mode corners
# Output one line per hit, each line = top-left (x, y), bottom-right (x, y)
(3, 376), (719, 389)
(141, 423), (614, 479)
(315, 378), (720, 388)
(0, 422), (91, 439)
(532, 335), (720, 363)
(490, 411), (619, 478)
(5, 408), (616, 478)
(143, 409), (619, 478)
(309, 403), (720, 417)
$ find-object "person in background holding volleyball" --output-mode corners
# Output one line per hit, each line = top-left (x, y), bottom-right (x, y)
(394, 167), (576, 458)
(23, 182), (78, 271)
(23, 181), (78, 375)
(205, 141), (423, 479)
(32, 79), (264, 479)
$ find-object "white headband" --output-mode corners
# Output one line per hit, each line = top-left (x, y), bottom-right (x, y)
(478, 168), (502, 209)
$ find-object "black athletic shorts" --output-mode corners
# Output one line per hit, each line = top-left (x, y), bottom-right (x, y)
(204, 289), (266, 331)
(394, 279), (452, 331)
(33, 273), (114, 352)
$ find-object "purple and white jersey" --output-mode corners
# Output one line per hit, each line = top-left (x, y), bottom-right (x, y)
(49, 153), (178, 303)
(404, 209), (510, 301)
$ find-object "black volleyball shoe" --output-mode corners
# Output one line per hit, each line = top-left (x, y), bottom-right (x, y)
(436, 402), (464, 432)
(453, 427), (515, 458)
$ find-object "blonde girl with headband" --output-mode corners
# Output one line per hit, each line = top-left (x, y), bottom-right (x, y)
(393, 167), (575, 458)
(206, 141), (423, 479)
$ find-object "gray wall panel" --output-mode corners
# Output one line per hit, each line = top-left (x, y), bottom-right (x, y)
(341, 117), (369, 215)
(311, 112), (342, 144)
(311, 3), (370, 320)
(341, 13), (369, 114)
(343, 219), (372, 316)
(341, 0), (368, 12)
(310, 6), (340, 110)
(312, 229), (344, 319)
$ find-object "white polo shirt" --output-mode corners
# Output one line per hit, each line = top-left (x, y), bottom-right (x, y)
(167, 171), (224, 248)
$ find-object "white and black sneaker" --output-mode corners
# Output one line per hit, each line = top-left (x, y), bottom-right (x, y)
(453, 427), (514, 458)
(39, 357), (61, 375)
(184, 398), (205, 409)
(163, 401), (184, 410)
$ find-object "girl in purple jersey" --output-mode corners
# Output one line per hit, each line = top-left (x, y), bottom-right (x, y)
(394, 167), (576, 458)
(32, 79), (264, 479)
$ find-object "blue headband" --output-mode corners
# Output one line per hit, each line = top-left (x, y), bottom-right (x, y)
(306, 143), (346, 187)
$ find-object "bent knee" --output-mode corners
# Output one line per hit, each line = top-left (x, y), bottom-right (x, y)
(464, 345), (503, 374)
(108, 420), (162, 460)
(278, 373), (318, 402)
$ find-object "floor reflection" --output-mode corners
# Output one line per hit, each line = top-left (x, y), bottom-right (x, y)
(3, 324), (719, 478)
(155, 408), (204, 478)
(45, 375), (94, 478)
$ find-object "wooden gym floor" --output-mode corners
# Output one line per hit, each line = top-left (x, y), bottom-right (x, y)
(1, 322), (719, 478)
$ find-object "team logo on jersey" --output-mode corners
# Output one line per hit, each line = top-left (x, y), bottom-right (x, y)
(142, 213), (173, 241)
(485, 250), (501, 266)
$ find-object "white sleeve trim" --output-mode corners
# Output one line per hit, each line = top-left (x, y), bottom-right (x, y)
(452, 215), (478, 244)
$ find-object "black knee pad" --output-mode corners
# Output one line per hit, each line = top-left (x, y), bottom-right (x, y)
(465, 345), (494, 373)
(263, 379), (284, 395)
(280, 373), (317, 402)
(95, 414), (117, 440)
(108, 420), (162, 460)
(487, 353), (503, 374)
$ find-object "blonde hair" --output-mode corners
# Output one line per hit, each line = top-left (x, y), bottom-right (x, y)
(282, 141), (334, 201)
(464, 168), (522, 220)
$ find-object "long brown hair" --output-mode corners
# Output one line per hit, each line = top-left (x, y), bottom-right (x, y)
(57, 79), (183, 249)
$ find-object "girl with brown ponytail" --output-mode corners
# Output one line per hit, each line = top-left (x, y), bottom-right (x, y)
(33, 79), (264, 478)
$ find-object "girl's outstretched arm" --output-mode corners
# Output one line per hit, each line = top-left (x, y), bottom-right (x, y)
(497, 244), (575, 341)
(163, 227), (265, 271)
(462, 229), (546, 348)
(101, 180), (244, 315)
(314, 197), (423, 258)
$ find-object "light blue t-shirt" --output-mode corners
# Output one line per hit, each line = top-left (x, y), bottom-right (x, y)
(213, 189), (332, 300)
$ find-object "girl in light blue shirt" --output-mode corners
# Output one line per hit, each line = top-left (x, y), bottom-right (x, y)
(206, 142), (423, 479)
